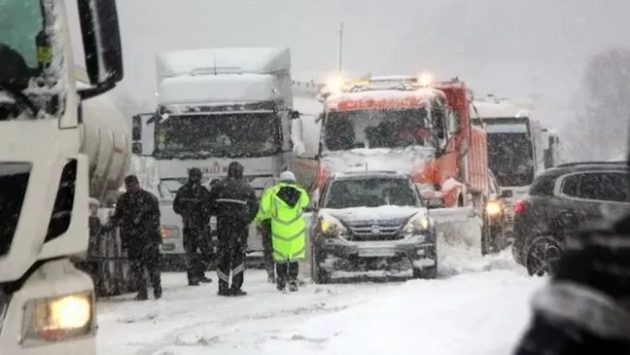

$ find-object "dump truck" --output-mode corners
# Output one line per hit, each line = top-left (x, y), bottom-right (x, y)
(0, 0), (124, 353)
(292, 74), (502, 267)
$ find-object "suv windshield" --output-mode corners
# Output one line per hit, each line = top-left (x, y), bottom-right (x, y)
(324, 177), (419, 209)
(153, 112), (279, 158)
(485, 122), (535, 187)
(324, 108), (429, 151)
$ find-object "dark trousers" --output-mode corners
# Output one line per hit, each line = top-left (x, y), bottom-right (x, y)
(276, 262), (299, 287)
(183, 226), (213, 282)
(260, 221), (274, 278)
(216, 223), (248, 292)
(128, 243), (161, 297)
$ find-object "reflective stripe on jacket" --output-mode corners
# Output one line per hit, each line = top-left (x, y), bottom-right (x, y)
(264, 183), (309, 263)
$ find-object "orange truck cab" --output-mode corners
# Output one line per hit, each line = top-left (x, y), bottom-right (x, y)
(310, 76), (490, 214)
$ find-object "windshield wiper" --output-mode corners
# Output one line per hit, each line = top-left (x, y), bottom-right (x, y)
(0, 82), (38, 117)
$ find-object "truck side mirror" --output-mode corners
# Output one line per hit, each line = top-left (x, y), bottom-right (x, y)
(290, 110), (301, 119)
(132, 115), (142, 141)
(77, 0), (124, 99)
(132, 142), (143, 155)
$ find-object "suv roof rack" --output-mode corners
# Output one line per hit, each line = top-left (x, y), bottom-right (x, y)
(556, 161), (627, 168)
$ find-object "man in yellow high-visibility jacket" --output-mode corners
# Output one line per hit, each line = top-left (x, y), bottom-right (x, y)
(255, 171), (309, 292)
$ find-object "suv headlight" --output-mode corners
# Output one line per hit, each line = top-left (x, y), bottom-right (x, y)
(318, 213), (349, 238)
(21, 291), (95, 346)
(403, 213), (431, 234)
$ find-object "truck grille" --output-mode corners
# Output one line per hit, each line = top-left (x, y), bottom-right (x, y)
(348, 222), (404, 241)
(0, 162), (32, 257)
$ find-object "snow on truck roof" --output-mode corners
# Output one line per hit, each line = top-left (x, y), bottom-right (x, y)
(156, 47), (291, 79)
(325, 87), (444, 111)
(471, 100), (530, 119)
(157, 73), (281, 106)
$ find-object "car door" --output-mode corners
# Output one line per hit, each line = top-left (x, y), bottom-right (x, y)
(556, 170), (630, 229)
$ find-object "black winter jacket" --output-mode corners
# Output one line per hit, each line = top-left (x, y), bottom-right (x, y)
(208, 178), (258, 225)
(173, 183), (212, 228)
(110, 189), (161, 248)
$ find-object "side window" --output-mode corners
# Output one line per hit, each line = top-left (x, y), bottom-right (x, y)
(579, 172), (628, 202)
(561, 172), (629, 202)
(530, 176), (556, 196)
(560, 175), (580, 197)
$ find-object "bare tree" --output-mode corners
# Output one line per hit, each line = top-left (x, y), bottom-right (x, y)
(573, 47), (630, 160)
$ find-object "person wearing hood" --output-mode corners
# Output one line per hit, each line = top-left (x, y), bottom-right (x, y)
(512, 152), (630, 354)
(208, 162), (259, 296)
(255, 171), (309, 292)
(173, 168), (214, 286)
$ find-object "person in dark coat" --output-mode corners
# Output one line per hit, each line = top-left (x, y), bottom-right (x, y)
(173, 168), (214, 286)
(208, 162), (258, 296)
(513, 153), (630, 354)
(109, 175), (162, 300)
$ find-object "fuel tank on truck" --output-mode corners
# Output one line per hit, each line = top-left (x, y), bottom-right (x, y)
(75, 66), (131, 206)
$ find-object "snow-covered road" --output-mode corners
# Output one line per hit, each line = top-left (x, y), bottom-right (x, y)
(98, 248), (545, 355)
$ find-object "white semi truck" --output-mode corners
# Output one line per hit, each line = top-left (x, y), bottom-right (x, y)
(470, 95), (547, 236)
(0, 0), (124, 354)
(131, 47), (303, 267)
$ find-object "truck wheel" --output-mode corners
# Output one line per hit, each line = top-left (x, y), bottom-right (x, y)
(413, 266), (437, 279)
(311, 249), (331, 284)
(525, 236), (562, 277)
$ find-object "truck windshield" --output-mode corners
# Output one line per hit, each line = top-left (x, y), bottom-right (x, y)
(0, 1), (44, 72)
(153, 112), (279, 158)
(485, 122), (535, 187)
(324, 178), (418, 209)
(323, 108), (429, 151)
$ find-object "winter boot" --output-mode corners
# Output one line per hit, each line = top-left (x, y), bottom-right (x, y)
(154, 286), (162, 300)
(134, 292), (148, 301)
(218, 289), (231, 297)
(231, 289), (247, 297)
(289, 281), (298, 292)
(199, 276), (213, 284)
(267, 273), (275, 283)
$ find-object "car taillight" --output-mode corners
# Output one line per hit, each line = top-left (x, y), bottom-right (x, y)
(514, 200), (529, 214)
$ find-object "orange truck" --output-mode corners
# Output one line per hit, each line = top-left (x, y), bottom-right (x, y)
(293, 74), (504, 249)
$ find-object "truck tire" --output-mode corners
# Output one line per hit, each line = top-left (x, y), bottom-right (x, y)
(310, 248), (331, 284)
(413, 266), (437, 279)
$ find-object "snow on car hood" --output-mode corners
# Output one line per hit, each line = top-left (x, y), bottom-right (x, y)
(321, 205), (426, 224)
(321, 146), (435, 174)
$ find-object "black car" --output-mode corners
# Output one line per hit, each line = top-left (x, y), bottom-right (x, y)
(512, 161), (629, 276)
(307, 170), (438, 284)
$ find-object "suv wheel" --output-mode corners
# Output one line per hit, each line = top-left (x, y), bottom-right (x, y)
(525, 235), (562, 277)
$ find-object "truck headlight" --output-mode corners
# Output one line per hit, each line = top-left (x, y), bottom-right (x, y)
(21, 292), (95, 346)
(319, 214), (349, 238)
(485, 200), (502, 217)
(161, 225), (179, 239)
(403, 214), (431, 234)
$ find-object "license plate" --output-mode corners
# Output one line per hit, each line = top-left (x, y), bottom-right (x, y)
(161, 243), (176, 251)
(358, 248), (396, 257)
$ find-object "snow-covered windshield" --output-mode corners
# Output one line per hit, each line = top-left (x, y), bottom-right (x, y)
(485, 122), (535, 187)
(324, 177), (419, 209)
(153, 113), (279, 158)
(323, 108), (428, 151)
(0, 0), (45, 73)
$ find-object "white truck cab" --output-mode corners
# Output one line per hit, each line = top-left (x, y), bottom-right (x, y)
(0, 0), (123, 354)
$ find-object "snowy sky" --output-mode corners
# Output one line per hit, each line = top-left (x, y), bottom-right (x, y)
(65, 0), (630, 130)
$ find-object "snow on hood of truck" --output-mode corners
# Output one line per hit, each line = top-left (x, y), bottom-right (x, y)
(321, 146), (435, 174)
(322, 205), (425, 223)
(156, 47), (290, 79)
(158, 74), (281, 106)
